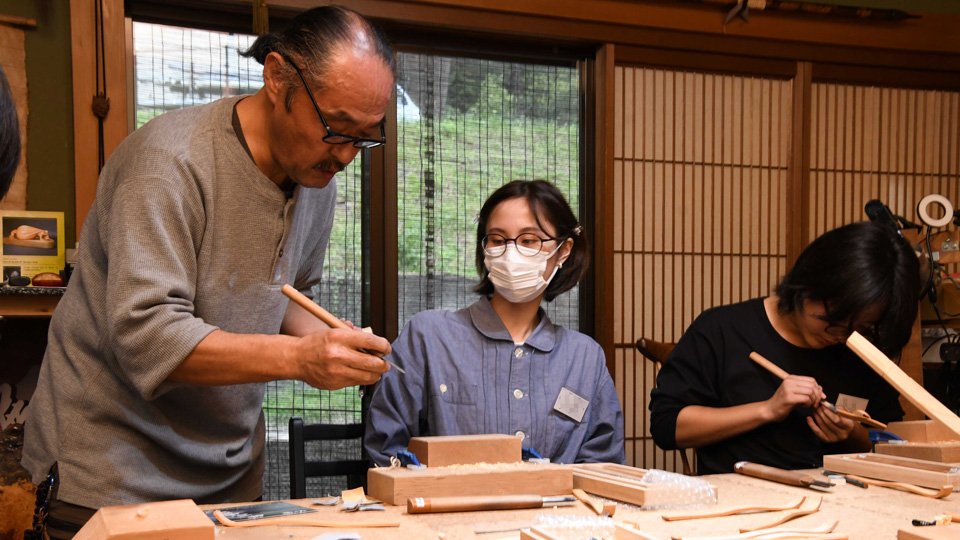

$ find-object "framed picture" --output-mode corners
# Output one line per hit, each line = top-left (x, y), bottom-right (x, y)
(1, 210), (66, 285)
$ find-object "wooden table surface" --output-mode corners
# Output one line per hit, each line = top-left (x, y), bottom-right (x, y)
(209, 470), (956, 539)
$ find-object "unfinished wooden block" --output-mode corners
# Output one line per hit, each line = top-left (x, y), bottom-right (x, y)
(887, 420), (956, 442)
(73, 499), (214, 540)
(407, 434), (521, 467)
(367, 462), (571, 505)
(822, 453), (960, 491)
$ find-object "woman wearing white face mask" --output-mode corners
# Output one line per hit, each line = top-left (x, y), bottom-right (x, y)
(365, 180), (625, 466)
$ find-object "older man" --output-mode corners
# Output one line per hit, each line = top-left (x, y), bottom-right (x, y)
(23, 6), (394, 537)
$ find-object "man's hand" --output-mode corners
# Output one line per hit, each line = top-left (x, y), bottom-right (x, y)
(762, 375), (826, 422)
(295, 328), (391, 389)
(807, 404), (856, 442)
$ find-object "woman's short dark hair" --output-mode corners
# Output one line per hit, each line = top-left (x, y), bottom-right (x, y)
(775, 221), (921, 355)
(0, 67), (20, 200)
(474, 180), (589, 302)
(240, 5), (395, 109)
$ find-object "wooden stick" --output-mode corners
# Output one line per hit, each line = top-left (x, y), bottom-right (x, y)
(212, 509), (400, 528)
(846, 332), (960, 439)
(406, 494), (570, 514)
(842, 474), (953, 499)
(748, 352), (887, 429)
(573, 488), (615, 516)
(748, 352), (791, 380)
(281, 284), (405, 374)
(281, 284), (347, 329)
(661, 496), (805, 521)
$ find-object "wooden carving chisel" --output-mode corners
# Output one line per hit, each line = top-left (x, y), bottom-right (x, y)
(281, 284), (405, 374)
(748, 352), (885, 428)
(407, 494), (575, 514)
(734, 461), (834, 489)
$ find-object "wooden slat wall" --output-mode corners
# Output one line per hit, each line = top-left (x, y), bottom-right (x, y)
(809, 84), (960, 237)
(613, 66), (792, 471)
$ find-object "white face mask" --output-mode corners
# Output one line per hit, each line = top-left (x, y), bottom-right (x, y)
(484, 244), (563, 304)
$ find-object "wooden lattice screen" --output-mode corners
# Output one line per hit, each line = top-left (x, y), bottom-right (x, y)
(613, 66), (792, 471)
(613, 66), (960, 471)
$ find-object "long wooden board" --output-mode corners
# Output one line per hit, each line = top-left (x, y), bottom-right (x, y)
(846, 332), (960, 439)
(367, 462), (571, 505)
(822, 453), (960, 491)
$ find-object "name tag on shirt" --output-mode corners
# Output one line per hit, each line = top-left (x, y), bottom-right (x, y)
(553, 387), (588, 423)
(836, 393), (869, 413)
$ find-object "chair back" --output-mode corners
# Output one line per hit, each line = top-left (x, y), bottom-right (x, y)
(288, 416), (369, 499)
(635, 337), (695, 476)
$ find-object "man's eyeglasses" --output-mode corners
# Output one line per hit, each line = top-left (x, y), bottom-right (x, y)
(482, 233), (562, 258)
(282, 54), (386, 149)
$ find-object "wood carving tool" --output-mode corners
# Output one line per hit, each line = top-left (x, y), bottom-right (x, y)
(748, 351), (886, 429)
(821, 469), (868, 488)
(841, 474), (952, 499)
(734, 461), (834, 489)
(281, 284), (405, 374)
(406, 494), (575, 514)
(661, 496), (805, 521)
(212, 509), (400, 528)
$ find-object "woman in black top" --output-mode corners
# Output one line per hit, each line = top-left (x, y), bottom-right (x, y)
(649, 221), (920, 474)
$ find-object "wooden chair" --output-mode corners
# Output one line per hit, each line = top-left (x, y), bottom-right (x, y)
(636, 337), (695, 476)
(288, 417), (369, 499)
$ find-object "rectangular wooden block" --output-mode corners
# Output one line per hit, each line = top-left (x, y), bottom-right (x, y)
(74, 499), (214, 540)
(887, 420), (957, 442)
(823, 453), (960, 490)
(408, 434), (521, 467)
(899, 525), (960, 540)
(367, 462), (571, 505)
(876, 441), (960, 463)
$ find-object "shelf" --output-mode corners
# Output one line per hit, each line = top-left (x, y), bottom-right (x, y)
(0, 287), (65, 317)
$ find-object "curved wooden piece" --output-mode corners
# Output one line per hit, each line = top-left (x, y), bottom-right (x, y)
(212, 510), (401, 528)
(842, 474), (953, 498)
(675, 520), (838, 540)
(662, 496), (805, 521)
(738, 496), (822, 533)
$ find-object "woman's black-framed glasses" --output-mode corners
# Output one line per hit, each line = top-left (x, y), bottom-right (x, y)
(482, 233), (562, 257)
(812, 313), (878, 339)
(283, 54), (386, 149)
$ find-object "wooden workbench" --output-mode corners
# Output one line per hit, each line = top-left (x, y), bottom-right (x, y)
(208, 470), (956, 539)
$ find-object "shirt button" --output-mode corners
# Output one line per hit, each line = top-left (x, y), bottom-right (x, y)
(514, 431), (525, 440)
(514, 348), (523, 359)
(513, 389), (524, 399)
(439, 384), (448, 394)
(278, 249), (284, 258)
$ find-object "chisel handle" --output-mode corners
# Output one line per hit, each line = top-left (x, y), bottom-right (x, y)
(734, 461), (814, 488)
(406, 494), (544, 514)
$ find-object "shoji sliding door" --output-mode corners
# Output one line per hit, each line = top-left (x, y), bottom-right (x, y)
(612, 67), (793, 471)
